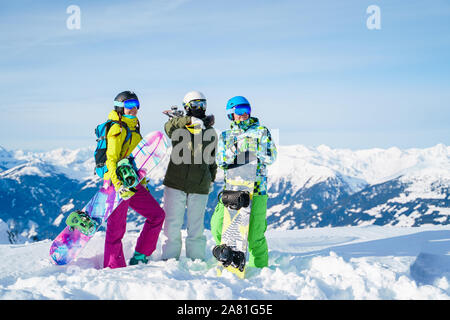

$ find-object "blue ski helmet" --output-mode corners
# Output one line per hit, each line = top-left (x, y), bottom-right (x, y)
(226, 96), (251, 120)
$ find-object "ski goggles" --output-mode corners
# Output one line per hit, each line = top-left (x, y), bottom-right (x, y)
(114, 99), (140, 110)
(233, 104), (251, 115)
(186, 99), (207, 110)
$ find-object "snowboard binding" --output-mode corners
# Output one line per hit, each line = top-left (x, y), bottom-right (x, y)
(66, 210), (99, 236)
(221, 190), (250, 210)
(116, 157), (139, 189)
(212, 244), (246, 272)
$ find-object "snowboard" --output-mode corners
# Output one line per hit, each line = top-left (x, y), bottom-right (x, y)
(214, 149), (258, 279)
(49, 131), (169, 265)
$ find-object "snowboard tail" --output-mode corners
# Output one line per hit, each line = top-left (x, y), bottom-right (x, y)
(217, 264), (246, 279)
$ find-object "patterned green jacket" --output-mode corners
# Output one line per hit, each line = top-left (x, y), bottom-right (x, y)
(216, 117), (277, 195)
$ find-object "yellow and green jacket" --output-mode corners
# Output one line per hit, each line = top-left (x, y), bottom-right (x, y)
(216, 117), (277, 195)
(104, 110), (142, 190)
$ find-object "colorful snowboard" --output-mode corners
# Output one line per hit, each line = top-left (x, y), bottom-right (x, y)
(216, 151), (258, 279)
(49, 131), (169, 265)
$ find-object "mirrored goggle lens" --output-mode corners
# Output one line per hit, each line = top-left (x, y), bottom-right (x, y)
(124, 99), (140, 109)
(188, 99), (207, 110)
(233, 104), (251, 115)
(114, 99), (140, 109)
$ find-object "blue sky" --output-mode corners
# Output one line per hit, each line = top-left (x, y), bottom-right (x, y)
(0, 0), (449, 151)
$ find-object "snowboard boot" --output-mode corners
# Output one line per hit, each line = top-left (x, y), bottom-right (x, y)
(129, 251), (149, 266)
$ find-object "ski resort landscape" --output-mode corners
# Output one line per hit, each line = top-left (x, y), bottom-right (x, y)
(1, 0), (449, 303)
(0, 143), (449, 299)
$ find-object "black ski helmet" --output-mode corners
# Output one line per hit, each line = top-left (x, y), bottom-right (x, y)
(114, 91), (139, 114)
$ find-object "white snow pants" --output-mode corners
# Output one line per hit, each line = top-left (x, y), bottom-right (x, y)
(161, 186), (209, 261)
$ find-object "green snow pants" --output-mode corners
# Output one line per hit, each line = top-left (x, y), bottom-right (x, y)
(210, 194), (269, 268)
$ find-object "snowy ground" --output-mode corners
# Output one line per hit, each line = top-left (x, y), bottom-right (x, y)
(1, 225), (450, 300)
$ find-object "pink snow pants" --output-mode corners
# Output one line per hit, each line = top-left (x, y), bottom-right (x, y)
(103, 184), (165, 269)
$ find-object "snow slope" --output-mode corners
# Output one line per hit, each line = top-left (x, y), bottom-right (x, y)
(1, 225), (449, 300)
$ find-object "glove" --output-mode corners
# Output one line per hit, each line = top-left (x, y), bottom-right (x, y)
(202, 115), (215, 127)
(118, 185), (136, 200)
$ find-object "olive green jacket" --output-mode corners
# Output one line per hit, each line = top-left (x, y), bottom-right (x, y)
(163, 116), (218, 194)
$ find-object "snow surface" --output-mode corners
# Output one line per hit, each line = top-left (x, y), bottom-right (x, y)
(1, 225), (450, 300)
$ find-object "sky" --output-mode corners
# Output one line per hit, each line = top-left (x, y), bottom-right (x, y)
(0, 0), (449, 151)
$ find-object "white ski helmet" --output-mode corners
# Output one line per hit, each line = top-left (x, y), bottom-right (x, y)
(182, 90), (206, 107)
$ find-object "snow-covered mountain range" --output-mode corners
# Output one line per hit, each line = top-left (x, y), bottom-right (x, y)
(0, 143), (449, 243)
(266, 144), (450, 230)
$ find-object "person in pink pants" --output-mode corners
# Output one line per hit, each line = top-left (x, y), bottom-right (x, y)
(103, 184), (165, 269)
(102, 91), (165, 268)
